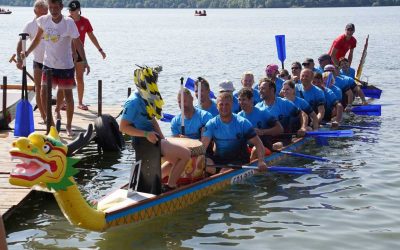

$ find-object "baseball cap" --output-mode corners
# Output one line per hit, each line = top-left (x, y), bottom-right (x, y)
(218, 80), (235, 92)
(345, 23), (355, 31)
(68, 0), (81, 11)
(324, 64), (336, 72)
(266, 64), (279, 75)
(302, 58), (314, 66)
(318, 53), (331, 62)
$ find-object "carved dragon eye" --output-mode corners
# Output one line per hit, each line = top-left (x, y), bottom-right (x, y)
(43, 143), (52, 154)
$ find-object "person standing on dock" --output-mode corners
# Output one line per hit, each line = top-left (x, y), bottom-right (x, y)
(329, 23), (357, 67)
(68, 0), (106, 111)
(15, 0), (48, 124)
(23, 0), (90, 137)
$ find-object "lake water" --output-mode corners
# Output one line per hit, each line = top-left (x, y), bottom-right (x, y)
(1, 6), (400, 250)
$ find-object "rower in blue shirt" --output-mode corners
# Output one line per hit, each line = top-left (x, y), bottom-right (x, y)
(120, 88), (190, 192)
(295, 68), (326, 124)
(339, 57), (356, 79)
(194, 77), (219, 116)
(254, 64), (284, 97)
(201, 92), (267, 172)
(256, 77), (307, 140)
(324, 64), (356, 111)
(218, 80), (240, 113)
(282, 80), (319, 131)
(237, 87), (283, 150)
(315, 72), (344, 127)
(233, 71), (261, 105)
(171, 88), (212, 139)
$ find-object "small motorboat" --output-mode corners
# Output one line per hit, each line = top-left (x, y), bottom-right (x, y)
(0, 10), (12, 14)
(194, 10), (207, 16)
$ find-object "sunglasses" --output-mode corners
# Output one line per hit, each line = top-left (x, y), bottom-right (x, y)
(346, 28), (354, 31)
(291, 67), (300, 70)
(302, 63), (310, 66)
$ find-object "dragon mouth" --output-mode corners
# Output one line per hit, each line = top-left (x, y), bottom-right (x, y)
(10, 152), (53, 181)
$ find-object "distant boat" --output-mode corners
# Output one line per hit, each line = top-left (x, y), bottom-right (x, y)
(0, 10), (12, 14)
(194, 10), (207, 16)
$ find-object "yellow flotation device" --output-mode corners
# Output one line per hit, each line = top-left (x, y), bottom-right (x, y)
(134, 66), (164, 120)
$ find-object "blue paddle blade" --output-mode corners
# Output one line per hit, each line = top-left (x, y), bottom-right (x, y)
(14, 100), (35, 137)
(306, 130), (354, 138)
(185, 77), (216, 99)
(185, 77), (195, 91)
(268, 166), (312, 174)
(161, 113), (175, 122)
(338, 124), (378, 130)
(315, 136), (330, 146)
(351, 104), (381, 116)
(362, 86), (382, 99)
(275, 35), (286, 63)
(279, 150), (330, 162)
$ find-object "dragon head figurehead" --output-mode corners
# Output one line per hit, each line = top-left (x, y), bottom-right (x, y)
(9, 127), (79, 191)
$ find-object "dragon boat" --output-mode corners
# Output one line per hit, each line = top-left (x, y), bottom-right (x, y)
(8, 125), (312, 232)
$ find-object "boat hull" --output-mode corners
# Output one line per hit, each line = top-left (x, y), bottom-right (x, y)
(101, 137), (310, 229)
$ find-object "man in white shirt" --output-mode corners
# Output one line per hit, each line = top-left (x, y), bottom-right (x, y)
(23, 0), (90, 136)
(16, 0), (48, 123)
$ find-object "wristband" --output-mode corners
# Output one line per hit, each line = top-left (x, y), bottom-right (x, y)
(144, 131), (148, 138)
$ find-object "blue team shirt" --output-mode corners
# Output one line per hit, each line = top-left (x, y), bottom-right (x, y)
(275, 78), (284, 96)
(296, 84), (326, 113)
(340, 67), (356, 79)
(121, 92), (153, 131)
(196, 99), (219, 117)
(334, 75), (355, 92)
(234, 88), (261, 105)
(238, 106), (277, 129)
(291, 96), (314, 115)
(255, 97), (300, 131)
(170, 108), (212, 139)
(328, 84), (343, 101)
(254, 77), (285, 97)
(203, 114), (256, 162)
(232, 95), (241, 113)
(323, 87), (340, 111)
(320, 87), (340, 120)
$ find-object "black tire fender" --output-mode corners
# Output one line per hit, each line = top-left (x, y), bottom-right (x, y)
(94, 114), (124, 151)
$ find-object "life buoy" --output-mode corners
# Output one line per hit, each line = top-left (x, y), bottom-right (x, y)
(94, 114), (124, 151)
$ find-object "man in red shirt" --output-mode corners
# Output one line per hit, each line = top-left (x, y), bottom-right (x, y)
(329, 23), (357, 67)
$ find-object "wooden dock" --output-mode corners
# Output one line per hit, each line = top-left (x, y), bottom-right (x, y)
(0, 104), (122, 220)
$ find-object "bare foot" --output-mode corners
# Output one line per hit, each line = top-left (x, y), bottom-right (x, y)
(66, 126), (75, 137)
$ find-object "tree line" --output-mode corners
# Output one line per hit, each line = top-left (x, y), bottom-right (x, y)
(1, 0), (399, 8)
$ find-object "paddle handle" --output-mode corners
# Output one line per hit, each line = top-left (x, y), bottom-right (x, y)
(241, 165), (311, 174)
(19, 33), (29, 100)
(180, 77), (185, 135)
